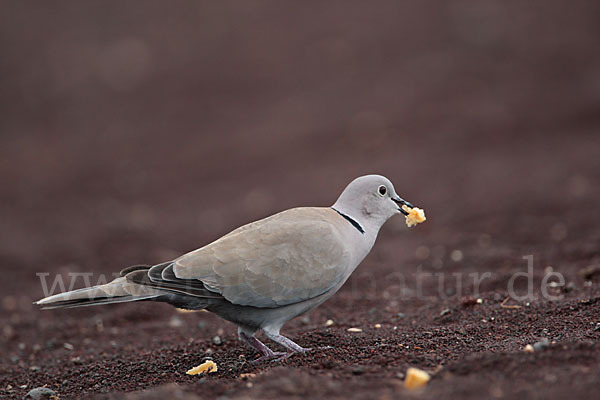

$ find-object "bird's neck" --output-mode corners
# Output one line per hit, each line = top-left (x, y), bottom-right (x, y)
(331, 202), (386, 236)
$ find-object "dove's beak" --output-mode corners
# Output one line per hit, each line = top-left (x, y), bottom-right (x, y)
(392, 197), (414, 215)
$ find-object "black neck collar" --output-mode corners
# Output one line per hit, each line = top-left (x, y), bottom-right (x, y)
(331, 207), (365, 234)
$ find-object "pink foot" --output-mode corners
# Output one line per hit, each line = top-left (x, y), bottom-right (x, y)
(252, 351), (288, 363)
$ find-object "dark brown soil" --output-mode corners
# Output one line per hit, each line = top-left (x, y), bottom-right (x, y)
(1, 1), (599, 399)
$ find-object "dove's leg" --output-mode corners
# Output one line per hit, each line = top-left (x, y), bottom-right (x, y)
(263, 329), (312, 354)
(238, 329), (286, 362)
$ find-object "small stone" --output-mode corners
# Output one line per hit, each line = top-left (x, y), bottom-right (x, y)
(168, 316), (183, 328)
(29, 366), (41, 372)
(347, 327), (363, 333)
(524, 344), (535, 353)
(450, 250), (463, 262)
(396, 313), (405, 319)
(212, 336), (223, 345)
(533, 339), (550, 352)
(325, 319), (334, 326)
(476, 298), (483, 304)
(594, 323), (600, 332)
(70, 356), (83, 365)
(440, 308), (451, 316)
(95, 318), (104, 332)
(461, 297), (477, 307)
(63, 343), (74, 350)
(374, 324), (381, 329)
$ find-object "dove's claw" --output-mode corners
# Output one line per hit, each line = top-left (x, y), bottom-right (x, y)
(239, 330), (314, 363)
(272, 348), (312, 362)
(273, 352), (293, 362)
(252, 352), (288, 363)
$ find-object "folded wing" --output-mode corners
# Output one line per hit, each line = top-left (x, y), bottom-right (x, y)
(173, 207), (350, 308)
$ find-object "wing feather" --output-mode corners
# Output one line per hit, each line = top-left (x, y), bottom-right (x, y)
(174, 207), (350, 308)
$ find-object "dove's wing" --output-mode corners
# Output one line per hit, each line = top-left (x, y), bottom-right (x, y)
(173, 207), (351, 308)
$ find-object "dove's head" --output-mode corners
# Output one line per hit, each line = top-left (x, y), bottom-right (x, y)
(332, 174), (414, 230)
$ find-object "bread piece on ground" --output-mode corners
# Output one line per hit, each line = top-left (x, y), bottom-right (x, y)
(186, 360), (218, 375)
(404, 367), (430, 389)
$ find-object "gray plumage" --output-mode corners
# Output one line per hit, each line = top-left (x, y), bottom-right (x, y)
(36, 174), (418, 360)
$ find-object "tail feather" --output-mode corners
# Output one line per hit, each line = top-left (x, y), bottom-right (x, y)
(36, 276), (163, 310)
(38, 294), (160, 310)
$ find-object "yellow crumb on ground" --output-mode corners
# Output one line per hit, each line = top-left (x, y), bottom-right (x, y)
(402, 205), (426, 227)
(347, 327), (363, 332)
(404, 367), (431, 389)
(186, 360), (218, 375)
(524, 344), (535, 353)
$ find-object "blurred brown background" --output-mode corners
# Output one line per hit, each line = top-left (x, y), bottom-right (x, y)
(2, 1), (598, 275)
(1, 1), (599, 398)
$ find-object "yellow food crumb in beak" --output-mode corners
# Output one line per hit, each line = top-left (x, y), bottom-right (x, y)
(402, 205), (426, 227)
(186, 360), (218, 375)
(404, 367), (431, 389)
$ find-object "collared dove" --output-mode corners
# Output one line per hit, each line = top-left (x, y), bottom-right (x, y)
(36, 175), (420, 361)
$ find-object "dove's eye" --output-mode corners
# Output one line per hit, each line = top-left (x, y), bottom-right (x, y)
(377, 185), (387, 197)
